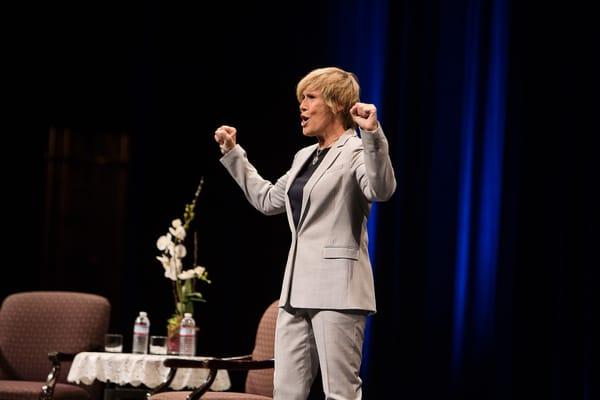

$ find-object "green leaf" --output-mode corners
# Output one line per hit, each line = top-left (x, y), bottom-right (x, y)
(190, 298), (207, 303)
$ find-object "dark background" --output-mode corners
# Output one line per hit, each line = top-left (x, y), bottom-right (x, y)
(5, 1), (597, 399)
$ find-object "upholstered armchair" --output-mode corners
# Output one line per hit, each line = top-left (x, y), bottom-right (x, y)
(150, 300), (278, 400)
(0, 291), (110, 400)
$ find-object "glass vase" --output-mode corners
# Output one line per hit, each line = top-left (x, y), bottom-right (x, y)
(167, 323), (180, 355)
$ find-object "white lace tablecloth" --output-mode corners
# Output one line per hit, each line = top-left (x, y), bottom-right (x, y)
(67, 352), (231, 391)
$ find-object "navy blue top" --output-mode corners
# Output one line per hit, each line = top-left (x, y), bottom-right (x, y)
(288, 146), (330, 228)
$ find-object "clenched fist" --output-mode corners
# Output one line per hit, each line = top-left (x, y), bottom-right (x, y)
(214, 125), (237, 154)
(350, 102), (379, 132)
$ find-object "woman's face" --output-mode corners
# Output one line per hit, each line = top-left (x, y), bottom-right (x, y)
(299, 88), (338, 137)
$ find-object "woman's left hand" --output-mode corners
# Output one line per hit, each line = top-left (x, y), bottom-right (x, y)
(350, 102), (379, 131)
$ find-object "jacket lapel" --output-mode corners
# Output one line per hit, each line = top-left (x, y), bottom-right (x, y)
(296, 129), (355, 230)
(285, 144), (317, 194)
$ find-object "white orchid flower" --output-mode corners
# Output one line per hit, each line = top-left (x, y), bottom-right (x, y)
(164, 268), (177, 281)
(172, 256), (183, 274)
(166, 241), (175, 256)
(156, 255), (170, 268)
(156, 251), (176, 280)
(169, 226), (186, 241)
(174, 244), (187, 259)
(162, 256), (183, 281)
(193, 266), (206, 277)
(177, 269), (196, 280)
(169, 219), (186, 241)
(158, 255), (178, 281)
(156, 233), (172, 251)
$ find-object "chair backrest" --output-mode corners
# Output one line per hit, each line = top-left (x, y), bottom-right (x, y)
(244, 300), (278, 396)
(0, 291), (110, 382)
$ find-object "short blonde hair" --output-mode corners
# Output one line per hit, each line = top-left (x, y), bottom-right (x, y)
(296, 67), (360, 129)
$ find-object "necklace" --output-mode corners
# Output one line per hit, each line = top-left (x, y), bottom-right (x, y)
(312, 147), (325, 165)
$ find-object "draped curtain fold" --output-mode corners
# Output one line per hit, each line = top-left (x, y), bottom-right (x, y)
(328, 0), (592, 398)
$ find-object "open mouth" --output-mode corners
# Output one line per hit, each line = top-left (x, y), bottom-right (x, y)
(300, 115), (310, 127)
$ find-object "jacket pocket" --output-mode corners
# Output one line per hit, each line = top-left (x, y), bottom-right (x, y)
(325, 163), (345, 173)
(322, 246), (359, 260)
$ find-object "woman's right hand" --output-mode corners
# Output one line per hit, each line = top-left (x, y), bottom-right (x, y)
(214, 125), (237, 154)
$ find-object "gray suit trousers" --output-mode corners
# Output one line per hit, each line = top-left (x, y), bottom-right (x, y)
(273, 307), (367, 400)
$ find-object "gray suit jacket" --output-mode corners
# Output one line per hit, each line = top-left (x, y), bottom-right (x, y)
(221, 127), (396, 312)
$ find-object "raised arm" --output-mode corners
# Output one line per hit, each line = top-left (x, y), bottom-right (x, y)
(350, 103), (396, 201)
(215, 125), (287, 215)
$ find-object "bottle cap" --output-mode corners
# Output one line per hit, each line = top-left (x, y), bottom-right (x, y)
(184, 313), (192, 318)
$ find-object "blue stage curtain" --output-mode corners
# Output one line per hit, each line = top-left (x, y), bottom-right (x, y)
(327, 0), (594, 397)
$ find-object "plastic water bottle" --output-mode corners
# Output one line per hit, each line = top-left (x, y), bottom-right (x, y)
(179, 313), (196, 356)
(132, 311), (150, 354)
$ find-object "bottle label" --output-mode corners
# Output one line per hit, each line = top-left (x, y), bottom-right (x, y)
(180, 327), (195, 336)
(134, 322), (149, 335)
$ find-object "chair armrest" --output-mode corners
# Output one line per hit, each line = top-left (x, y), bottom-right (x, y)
(193, 357), (274, 371)
(151, 356), (274, 400)
(221, 354), (252, 361)
(48, 351), (77, 363)
(149, 358), (215, 399)
(164, 357), (274, 371)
